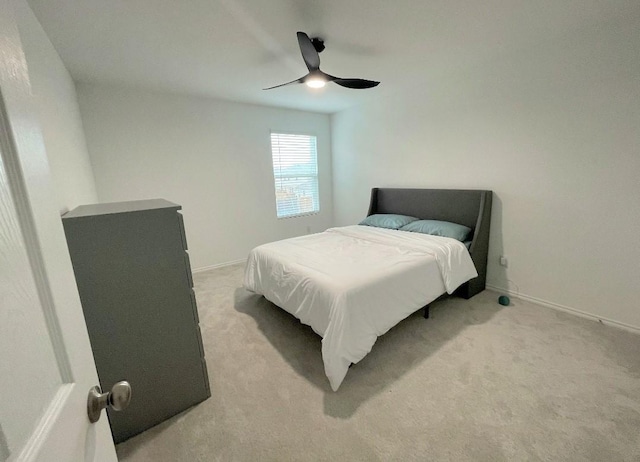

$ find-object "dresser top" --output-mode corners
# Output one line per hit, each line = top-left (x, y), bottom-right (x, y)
(63, 199), (181, 219)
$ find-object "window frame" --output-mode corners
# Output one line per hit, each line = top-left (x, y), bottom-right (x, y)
(269, 131), (321, 220)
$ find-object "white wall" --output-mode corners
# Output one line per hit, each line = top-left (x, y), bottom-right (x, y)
(13, 0), (97, 213)
(331, 12), (640, 328)
(76, 83), (333, 270)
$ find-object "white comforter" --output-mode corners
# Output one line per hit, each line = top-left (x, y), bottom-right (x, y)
(243, 225), (478, 391)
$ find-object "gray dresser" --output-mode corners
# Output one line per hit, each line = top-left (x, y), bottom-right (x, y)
(62, 199), (210, 443)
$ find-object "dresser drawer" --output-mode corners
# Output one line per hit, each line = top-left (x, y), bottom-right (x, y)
(177, 212), (188, 250)
(184, 252), (194, 288)
(189, 289), (199, 324)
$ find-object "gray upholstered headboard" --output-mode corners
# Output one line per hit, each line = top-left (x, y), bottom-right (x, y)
(367, 188), (493, 299)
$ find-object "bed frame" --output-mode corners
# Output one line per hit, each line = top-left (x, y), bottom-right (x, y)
(367, 188), (493, 299)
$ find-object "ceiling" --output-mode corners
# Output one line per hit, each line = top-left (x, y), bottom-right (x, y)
(26, 0), (627, 114)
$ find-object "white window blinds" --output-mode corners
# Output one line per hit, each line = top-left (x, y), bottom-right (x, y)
(270, 133), (320, 219)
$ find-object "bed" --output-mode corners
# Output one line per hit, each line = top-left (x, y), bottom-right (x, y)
(244, 188), (493, 390)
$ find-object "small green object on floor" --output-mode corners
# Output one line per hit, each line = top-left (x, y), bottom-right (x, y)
(498, 295), (510, 306)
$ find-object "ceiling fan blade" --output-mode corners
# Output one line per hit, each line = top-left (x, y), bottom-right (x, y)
(332, 78), (380, 89)
(297, 31), (320, 71)
(263, 76), (306, 90)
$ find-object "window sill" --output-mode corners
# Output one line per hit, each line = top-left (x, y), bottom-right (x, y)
(277, 211), (320, 220)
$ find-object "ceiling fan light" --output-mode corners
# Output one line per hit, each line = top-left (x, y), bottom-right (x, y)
(306, 79), (326, 89)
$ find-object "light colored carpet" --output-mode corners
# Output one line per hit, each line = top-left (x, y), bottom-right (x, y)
(116, 264), (640, 461)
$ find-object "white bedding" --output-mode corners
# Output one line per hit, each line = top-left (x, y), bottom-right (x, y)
(243, 225), (478, 391)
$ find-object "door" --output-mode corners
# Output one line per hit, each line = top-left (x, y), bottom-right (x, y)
(0, 1), (117, 461)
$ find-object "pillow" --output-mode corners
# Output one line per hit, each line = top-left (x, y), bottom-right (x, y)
(400, 219), (471, 242)
(359, 214), (419, 230)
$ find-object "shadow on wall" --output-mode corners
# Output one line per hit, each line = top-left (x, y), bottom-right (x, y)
(486, 194), (510, 291)
(234, 287), (503, 419)
(0, 422), (10, 462)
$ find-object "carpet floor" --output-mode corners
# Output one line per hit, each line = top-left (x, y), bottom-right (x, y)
(116, 264), (640, 461)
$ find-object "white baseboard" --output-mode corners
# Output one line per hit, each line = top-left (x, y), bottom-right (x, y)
(193, 258), (246, 274)
(486, 284), (640, 334)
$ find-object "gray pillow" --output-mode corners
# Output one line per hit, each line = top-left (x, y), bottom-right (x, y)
(359, 214), (419, 230)
(400, 219), (471, 242)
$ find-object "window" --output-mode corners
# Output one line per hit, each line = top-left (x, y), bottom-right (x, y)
(270, 133), (320, 219)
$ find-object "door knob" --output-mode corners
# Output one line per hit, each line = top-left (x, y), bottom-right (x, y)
(87, 381), (132, 423)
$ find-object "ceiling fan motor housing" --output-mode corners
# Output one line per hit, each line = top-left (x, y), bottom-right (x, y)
(311, 38), (325, 53)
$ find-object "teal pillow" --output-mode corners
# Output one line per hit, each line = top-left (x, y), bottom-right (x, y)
(359, 214), (419, 230)
(400, 219), (471, 242)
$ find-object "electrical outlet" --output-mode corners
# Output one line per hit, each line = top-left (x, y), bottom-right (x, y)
(499, 255), (509, 267)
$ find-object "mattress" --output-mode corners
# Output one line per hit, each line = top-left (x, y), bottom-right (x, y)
(243, 225), (478, 391)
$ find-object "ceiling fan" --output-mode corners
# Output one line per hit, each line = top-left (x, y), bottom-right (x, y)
(264, 32), (380, 90)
